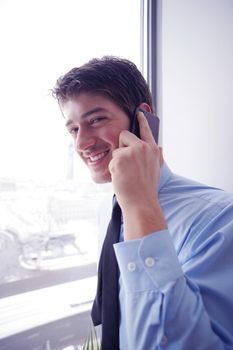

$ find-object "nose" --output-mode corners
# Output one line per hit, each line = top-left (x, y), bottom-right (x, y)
(74, 126), (96, 152)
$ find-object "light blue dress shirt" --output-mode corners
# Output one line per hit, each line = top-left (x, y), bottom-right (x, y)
(98, 163), (233, 349)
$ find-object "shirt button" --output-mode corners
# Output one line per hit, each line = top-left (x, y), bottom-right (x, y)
(161, 335), (168, 345)
(127, 262), (136, 272)
(145, 257), (155, 267)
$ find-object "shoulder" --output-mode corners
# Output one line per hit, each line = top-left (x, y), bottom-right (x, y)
(161, 166), (233, 212)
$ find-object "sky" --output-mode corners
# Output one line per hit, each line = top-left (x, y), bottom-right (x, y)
(0, 0), (140, 183)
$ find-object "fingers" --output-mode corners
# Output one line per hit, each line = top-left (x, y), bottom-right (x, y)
(118, 129), (139, 147)
(119, 111), (157, 148)
(137, 111), (156, 145)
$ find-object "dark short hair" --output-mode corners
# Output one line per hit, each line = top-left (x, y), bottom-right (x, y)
(52, 56), (153, 118)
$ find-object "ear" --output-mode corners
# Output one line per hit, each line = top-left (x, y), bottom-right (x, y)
(138, 102), (153, 113)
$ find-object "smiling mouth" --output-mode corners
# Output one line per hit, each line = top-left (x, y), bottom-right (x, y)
(88, 151), (109, 163)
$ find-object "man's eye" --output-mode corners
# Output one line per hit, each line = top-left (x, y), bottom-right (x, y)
(69, 127), (79, 135)
(90, 117), (106, 125)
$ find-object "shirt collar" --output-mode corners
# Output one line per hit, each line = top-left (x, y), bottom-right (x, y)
(159, 162), (173, 192)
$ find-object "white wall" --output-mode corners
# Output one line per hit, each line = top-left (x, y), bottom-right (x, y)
(161, 0), (233, 192)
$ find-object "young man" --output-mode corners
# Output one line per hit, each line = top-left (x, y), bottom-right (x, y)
(53, 56), (233, 350)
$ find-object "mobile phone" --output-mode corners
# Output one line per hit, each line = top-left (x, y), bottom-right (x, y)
(130, 108), (160, 143)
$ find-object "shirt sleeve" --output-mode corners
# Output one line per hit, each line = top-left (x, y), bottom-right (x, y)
(114, 225), (233, 350)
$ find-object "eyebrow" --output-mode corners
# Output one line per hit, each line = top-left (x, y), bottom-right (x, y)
(65, 107), (109, 127)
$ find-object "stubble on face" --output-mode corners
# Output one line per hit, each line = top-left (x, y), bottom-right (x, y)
(62, 93), (130, 184)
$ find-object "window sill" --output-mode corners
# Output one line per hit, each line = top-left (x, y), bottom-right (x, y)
(0, 276), (97, 349)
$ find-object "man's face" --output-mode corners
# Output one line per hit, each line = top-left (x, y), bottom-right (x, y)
(62, 93), (130, 183)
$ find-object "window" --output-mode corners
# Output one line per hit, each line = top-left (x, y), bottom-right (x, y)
(0, 0), (141, 348)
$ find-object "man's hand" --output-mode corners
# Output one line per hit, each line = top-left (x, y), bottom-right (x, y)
(108, 111), (167, 240)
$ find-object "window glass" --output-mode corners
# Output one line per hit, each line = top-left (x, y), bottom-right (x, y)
(0, 0), (141, 290)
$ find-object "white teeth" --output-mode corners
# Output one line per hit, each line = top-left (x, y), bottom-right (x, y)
(90, 152), (107, 162)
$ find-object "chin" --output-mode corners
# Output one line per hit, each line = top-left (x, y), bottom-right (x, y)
(91, 171), (112, 184)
